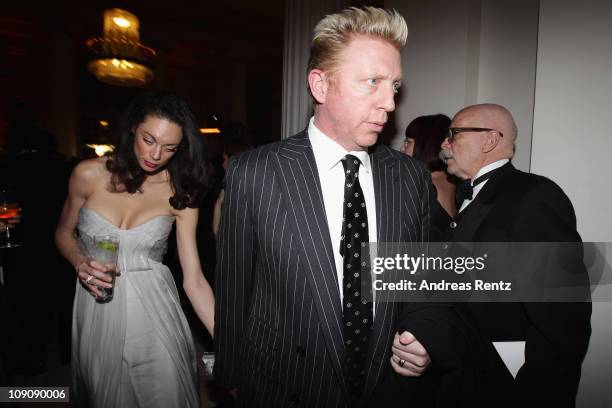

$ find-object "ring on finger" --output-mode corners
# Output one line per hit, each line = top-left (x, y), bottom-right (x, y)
(399, 359), (406, 368)
(86, 274), (94, 284)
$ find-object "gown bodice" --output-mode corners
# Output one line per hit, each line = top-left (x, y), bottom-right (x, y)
(77, 207), (174, 273)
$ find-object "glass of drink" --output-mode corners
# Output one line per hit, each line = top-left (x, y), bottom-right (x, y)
(0, 189), (22, 248)
(92, 234), (120, 303)
(201, 352), (215, 378)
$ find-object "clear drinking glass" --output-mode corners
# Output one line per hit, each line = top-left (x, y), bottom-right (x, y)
(92, 234), (120, 303)
(0, 189), (22, 248)
(201, 352), (215, 378)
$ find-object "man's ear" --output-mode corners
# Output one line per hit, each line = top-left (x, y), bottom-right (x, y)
(482, 131), (501, 153)
(308, 69), (328, 104)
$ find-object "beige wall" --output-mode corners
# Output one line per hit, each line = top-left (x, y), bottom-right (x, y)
(389, 0), (539, 172)
(532, 0), (612, 405)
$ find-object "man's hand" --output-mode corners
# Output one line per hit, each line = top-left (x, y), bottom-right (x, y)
(390, 331), (431, 376)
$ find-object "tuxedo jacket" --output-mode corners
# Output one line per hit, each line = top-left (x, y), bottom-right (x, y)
(448, 162), (592, 407)
(214, 131), (452, 407)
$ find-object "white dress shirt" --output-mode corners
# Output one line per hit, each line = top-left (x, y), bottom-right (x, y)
(308, 117), (377, 309)
(458, 159), (509, 213)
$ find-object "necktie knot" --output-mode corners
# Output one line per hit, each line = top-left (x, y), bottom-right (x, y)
(342, 154), (361, 180)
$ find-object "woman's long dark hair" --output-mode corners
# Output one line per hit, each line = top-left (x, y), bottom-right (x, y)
(106, 91), (207, 209)
(405, 114), (451, 173)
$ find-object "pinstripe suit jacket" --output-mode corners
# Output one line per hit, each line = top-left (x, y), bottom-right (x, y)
(214, 131), (434, 407)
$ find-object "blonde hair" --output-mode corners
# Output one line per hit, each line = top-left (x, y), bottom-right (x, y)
(308, 6), (408, 75)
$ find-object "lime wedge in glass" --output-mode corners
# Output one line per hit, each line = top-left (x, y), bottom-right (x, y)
(97, 241), (119, 252)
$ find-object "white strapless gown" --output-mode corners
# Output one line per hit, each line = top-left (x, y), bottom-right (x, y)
(72, 207), (198, 408)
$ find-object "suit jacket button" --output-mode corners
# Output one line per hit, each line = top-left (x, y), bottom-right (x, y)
(450, 221), (457, 229)
(289, 395), (300, 405)
(296, 346), (306, 357)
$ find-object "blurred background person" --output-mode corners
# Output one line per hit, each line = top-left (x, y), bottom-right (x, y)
(211, 136), (254, 240)
(401, 113), (457, 239)
(0, 97), (72, 381)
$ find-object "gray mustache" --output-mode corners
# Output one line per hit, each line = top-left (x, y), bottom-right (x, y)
(439, 149), (453, 162)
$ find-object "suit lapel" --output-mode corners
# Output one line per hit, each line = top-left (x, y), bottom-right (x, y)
(452, 163), (514, 241)
(371, 146), (398, 244)
(363, 147), (399, 397)
(272, 131), (350, 398)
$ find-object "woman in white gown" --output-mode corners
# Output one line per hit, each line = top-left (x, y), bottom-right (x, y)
(55, 91), (214, 407)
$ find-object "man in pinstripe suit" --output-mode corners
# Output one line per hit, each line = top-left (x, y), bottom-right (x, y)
(214, 7), (454, 407)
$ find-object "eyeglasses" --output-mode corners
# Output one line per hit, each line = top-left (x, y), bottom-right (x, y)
(447, 127), (504, 143)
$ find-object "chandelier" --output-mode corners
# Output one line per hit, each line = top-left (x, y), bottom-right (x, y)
(86, 9), (156, 87)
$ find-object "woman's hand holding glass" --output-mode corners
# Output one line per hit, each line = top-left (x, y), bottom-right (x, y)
(76, 258), (116, 299)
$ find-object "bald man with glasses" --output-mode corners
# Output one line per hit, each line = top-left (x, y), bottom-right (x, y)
(435, 103), (591, 406)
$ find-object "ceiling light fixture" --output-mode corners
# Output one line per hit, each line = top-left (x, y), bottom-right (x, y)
(86, 9), (155, 87)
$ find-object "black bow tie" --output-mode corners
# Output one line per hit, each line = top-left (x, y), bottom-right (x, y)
(455, 168), (499, 205)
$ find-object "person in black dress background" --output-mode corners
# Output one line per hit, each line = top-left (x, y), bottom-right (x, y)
(400, 114), (457, 239)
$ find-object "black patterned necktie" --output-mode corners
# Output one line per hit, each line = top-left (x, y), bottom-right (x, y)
(339, 154), (373, 398)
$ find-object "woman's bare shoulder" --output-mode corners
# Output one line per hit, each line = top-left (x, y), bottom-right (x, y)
(72, 157), (109, 181)
(69, 158), (112, 198)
